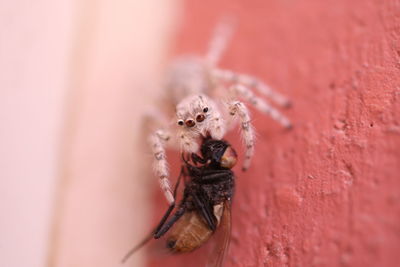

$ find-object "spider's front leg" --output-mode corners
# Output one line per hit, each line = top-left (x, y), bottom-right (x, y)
(149, 129), (174, 204)
(227, 101), (255, 171)
(213, 68), (292, 108)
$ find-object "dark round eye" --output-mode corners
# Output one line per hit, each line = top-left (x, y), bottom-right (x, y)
(203, 107), (209, 113)
(177, 120), (184, 126)
(196, 114), (205, 122)
(185, 119), (195, 127)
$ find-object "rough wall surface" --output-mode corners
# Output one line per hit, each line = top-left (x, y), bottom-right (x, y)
(149, 0), (400, 266)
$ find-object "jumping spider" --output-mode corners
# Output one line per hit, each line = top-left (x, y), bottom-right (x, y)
(148, 20), (291, 205)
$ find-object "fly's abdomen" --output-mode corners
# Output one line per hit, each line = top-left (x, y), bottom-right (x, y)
(166, 211), (216, 253)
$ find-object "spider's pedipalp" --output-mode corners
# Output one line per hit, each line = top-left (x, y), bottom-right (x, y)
(227, 101), (255, 171)
(204, 100), (226, 140)
(178, 128), (200, 153)
(213, 68), (291, 108)
(207, 113), (226, 140)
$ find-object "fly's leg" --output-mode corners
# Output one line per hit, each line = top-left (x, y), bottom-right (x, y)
(121, 167), (186, 263)
(191, 191), (217, 231)
(191, 153), (207, 165)
(121, 202), (176, 263)
(154, 205), (187, 239)
(154, 166), (185, 234)
(153, 166), (188, 239)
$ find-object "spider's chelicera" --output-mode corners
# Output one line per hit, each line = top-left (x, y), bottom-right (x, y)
(148, 20), (292, 205)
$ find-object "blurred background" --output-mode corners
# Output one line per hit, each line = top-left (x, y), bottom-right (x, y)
(1, 0), (179, 266)
(1, 0), (400, 267)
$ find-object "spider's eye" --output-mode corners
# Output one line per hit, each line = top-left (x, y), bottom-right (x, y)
(177, 120), (184, 126)
(203, 107), (209, 113)
(196, 114), (205, 122)
(185, 119), (196, 127)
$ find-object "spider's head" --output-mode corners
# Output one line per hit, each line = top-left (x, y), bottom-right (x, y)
(175, 94), (211, 135)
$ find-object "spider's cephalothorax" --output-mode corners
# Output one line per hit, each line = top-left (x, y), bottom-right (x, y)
(122, 138), (236, 265)
(148, 20), (292, 204)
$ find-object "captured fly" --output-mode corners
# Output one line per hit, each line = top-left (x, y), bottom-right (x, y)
(122, 138), (238, 266)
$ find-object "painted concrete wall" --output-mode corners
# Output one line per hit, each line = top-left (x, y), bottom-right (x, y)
(149, 0), (400, 266)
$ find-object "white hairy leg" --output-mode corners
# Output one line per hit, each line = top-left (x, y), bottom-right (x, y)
(206, 18), (234, 66)
(213, 68), (291, 107)
(149, 129), (174, 204)
(230, 84), (292, 128)
(227, 101), (255, 171)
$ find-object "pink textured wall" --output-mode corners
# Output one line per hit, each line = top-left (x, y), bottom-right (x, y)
(149, 0), (400, 266)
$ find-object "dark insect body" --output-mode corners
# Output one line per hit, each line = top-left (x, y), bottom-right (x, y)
(122, 138), (237, 266)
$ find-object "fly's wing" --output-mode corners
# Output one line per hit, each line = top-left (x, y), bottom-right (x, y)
(206, 200), (232, 267)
